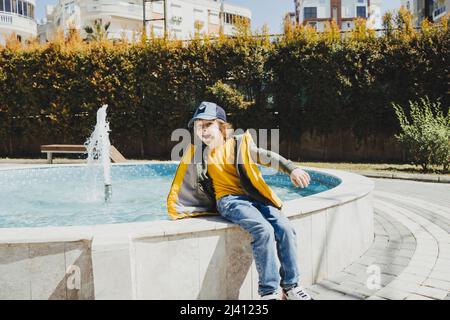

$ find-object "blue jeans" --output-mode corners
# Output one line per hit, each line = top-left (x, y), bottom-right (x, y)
(217, 194), (300, 296)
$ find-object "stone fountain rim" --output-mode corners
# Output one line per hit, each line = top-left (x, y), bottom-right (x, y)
(0, 161), (374, 244)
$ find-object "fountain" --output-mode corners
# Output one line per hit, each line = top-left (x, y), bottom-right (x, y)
(84, 104), (112, 202)
(0, 103), (376, 300)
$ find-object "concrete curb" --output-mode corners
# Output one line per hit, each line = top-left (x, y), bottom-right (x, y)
(348, 170), (450, 184)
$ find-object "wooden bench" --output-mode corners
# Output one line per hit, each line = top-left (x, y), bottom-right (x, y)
(40, 144), (127, 164)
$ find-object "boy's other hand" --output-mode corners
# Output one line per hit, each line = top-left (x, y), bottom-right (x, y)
(290, 168), (311, 188)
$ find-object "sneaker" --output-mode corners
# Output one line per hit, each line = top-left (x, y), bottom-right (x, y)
(260, 292), (281, 300)
(282, 285), (313, 300)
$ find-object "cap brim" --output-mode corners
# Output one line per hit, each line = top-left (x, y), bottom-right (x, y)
(187, 115), (218, 128)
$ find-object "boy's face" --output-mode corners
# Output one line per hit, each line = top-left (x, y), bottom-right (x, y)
(193, 119), (223, 146)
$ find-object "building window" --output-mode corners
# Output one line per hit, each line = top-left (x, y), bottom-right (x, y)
(304, 7), (317, 19)
(0, 1), (4, 12)
(5, 0), (12, 12)
(223, 12), (249, 25)
(357, 6), (366, 18)
(224, 13), (230, 24)
(18, 0), (23, 15)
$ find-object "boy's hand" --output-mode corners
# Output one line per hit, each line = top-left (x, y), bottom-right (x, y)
(290, 168), (311, 188)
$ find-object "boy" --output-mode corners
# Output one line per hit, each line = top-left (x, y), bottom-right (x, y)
(167, 101), (313, 300)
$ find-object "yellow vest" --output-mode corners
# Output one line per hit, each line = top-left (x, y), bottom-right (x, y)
(166, 130), (283, 220)
(206, 137), (246, 200)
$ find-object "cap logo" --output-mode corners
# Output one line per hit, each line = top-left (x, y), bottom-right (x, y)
(197, 105), (206, 114)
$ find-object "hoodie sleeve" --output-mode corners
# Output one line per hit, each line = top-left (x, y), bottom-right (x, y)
(248, 140), (299, 175)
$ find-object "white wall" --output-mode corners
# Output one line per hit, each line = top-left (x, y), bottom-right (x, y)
(39, 0), (251, 42)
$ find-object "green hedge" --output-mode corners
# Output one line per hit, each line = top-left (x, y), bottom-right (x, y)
(0, 14), (448, 159)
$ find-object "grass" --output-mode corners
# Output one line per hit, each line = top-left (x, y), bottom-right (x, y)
(294, 161), (450, 176)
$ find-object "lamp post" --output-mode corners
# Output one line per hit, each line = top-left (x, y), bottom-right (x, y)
(143, 0), (168, 37)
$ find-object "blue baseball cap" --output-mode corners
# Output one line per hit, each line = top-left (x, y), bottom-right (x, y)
(188, 101), (227, 128)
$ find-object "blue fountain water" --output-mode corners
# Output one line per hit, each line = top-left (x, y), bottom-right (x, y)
(0, 163), (341, 228)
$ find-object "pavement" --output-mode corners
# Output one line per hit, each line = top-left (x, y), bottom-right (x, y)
(307, 178), (450, 300)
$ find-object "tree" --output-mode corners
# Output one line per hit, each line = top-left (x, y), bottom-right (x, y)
(84, 20), (111, 42)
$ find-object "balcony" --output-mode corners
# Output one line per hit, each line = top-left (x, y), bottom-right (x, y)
(0, 14), (13, 24)
(0, 12), (37, 36)
(84, 0), (142, 20)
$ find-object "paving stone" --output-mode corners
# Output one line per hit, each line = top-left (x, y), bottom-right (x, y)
(385, 280), (420, 293)
(344, 263), (368, 276)
(413, 286), (449, 300)
(422, 278), (450, 291)
(400, 243), (416, 250)
(407, 259), (436, 269)
(396, 273), (426, 284)
(380, 264), (406, 276)
(316, 291), (347, 300)
(379, 274), (397, 286)
(433, 258), (450, 270)
(402, 266), (433, 277)
(405, 294), (434, 300)
(375, 287), (410, 300)
(427, 270), (450, 282)
(396, 249), (416, 258)
(325, 272), (357, 285)
(412, 255), (438, 264)
(338, 295), (363, 300)
(356, 256), (378, 266)
(366, 295), (387, 300)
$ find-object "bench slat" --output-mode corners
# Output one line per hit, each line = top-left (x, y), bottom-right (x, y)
(41, 145), (87, 152)
(40, 144), (127, 164)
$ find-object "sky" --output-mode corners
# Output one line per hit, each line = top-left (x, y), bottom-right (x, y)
(37, 0), (402, 33)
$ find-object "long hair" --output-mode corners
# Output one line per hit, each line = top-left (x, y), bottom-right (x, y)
(216, 119), (234, 141)
(190, 119), (234, 143)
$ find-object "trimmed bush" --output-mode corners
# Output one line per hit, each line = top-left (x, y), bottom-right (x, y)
(0, 13), (448, 160)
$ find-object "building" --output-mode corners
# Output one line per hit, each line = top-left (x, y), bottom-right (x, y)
(291, 0), (383, 32)
(401, 0), (449, 26)
(0, 0), (37, 45)
(38, 0), (251, 43)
